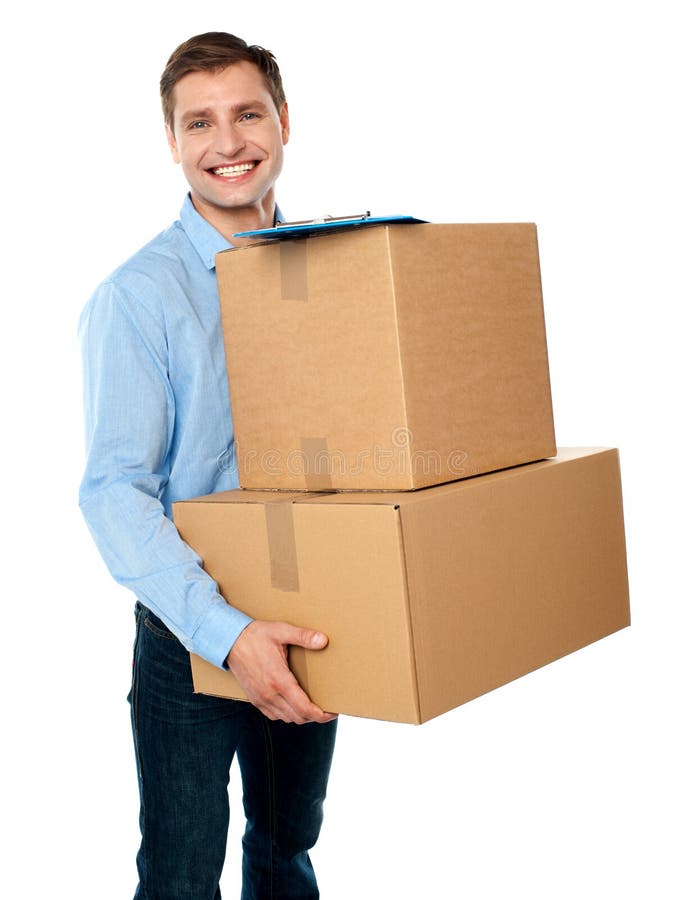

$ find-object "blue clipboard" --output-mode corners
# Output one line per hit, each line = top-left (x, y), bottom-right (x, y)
(234, 211), (426, 241)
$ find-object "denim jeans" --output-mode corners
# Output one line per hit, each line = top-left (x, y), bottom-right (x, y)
(128, 602), (338, 899)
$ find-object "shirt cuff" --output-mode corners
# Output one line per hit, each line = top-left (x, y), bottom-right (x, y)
(191, 598), (254, 669)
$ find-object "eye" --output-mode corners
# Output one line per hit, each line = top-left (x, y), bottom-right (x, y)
(240, 112), (261, 122)
(189, 120), (208, 130)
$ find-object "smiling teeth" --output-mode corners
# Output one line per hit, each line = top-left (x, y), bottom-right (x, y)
(213, 163), (255, 176)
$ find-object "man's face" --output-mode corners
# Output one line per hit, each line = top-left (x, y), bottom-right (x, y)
(166, 61), (289, 227)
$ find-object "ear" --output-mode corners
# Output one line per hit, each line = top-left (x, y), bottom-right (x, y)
(279, 102), (290, 145)
(165, 123), (181, 164)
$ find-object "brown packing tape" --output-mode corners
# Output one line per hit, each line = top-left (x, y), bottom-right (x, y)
(301, 437), (334, 491)
(264, 501), (300, 592)
(279, 240), (308, 301)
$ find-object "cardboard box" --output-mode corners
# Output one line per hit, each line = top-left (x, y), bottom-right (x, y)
(216, 223), (557, 491)
(173, 448), (630, 724)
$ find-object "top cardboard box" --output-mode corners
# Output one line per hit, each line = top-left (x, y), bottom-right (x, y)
(216, 223), (556, 491)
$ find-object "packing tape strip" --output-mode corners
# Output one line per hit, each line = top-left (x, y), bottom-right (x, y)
(279, 240), (308, 302)
(301, 437), (334, 491)
(265, 501), (300, 593)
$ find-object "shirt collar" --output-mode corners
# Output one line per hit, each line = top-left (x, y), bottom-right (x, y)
(179, 194), (285, 270)
(179, 194), (233, 270)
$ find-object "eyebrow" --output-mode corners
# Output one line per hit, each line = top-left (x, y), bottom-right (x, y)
(179, 107), (214, 123)
(178, 101), (269, 124)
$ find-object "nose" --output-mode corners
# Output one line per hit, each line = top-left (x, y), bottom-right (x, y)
(213, 121), (246, 158)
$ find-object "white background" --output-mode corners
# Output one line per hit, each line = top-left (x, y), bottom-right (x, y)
(2, 1), (694, 897)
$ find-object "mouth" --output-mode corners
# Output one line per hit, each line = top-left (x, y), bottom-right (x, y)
(208, 162), (259, 179)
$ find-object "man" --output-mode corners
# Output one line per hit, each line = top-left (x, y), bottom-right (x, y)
(79, 32), (337, 899)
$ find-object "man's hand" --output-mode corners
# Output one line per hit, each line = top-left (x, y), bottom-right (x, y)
(225, 620), (337, 725)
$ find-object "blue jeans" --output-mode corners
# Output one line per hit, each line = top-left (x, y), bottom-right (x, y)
(128, 602), (338, 899)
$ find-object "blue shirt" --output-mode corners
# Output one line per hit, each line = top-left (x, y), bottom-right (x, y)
(79, 195), (255, 667)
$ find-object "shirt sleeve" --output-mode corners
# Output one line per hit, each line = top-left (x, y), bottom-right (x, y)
(78, 278), (252, 667)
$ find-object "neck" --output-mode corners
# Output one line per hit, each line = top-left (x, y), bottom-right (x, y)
(190, 191), (277, 247)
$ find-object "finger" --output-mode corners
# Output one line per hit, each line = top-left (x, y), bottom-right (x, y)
(257, 689), (317, 725)
(256, 665), (330, 724)
(260, 695), (304, 724)
(257, 689), (337, 725)
(281, 679), (335, 724)
(262, 682), (337, 724)
(275, 622), (329, 650)
(245, 667), (317, 724)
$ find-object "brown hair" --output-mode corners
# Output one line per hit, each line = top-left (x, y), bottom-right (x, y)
(160, 31), (286, 129)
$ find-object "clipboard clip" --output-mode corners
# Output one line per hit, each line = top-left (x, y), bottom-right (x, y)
(274, 211), (371, 228)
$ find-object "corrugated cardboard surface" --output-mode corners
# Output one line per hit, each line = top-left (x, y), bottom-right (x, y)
(397, 447), (630, 721)
(215, 223), (556, 491)
(173, 448), (629, 724)
(387, 225), (555, 480)
(176, 497), (419, 722)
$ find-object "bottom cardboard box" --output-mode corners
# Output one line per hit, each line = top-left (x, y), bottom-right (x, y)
(173, 447), (630, 724)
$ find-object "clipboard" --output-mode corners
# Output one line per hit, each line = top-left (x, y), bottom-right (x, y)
(234, 211), (426, 241)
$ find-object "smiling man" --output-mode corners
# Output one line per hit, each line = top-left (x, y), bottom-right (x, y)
(79, 33), (337, 899)
(164, 59), (289, 240)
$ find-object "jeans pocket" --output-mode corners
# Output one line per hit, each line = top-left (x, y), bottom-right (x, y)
(142, 611), (177, 640)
